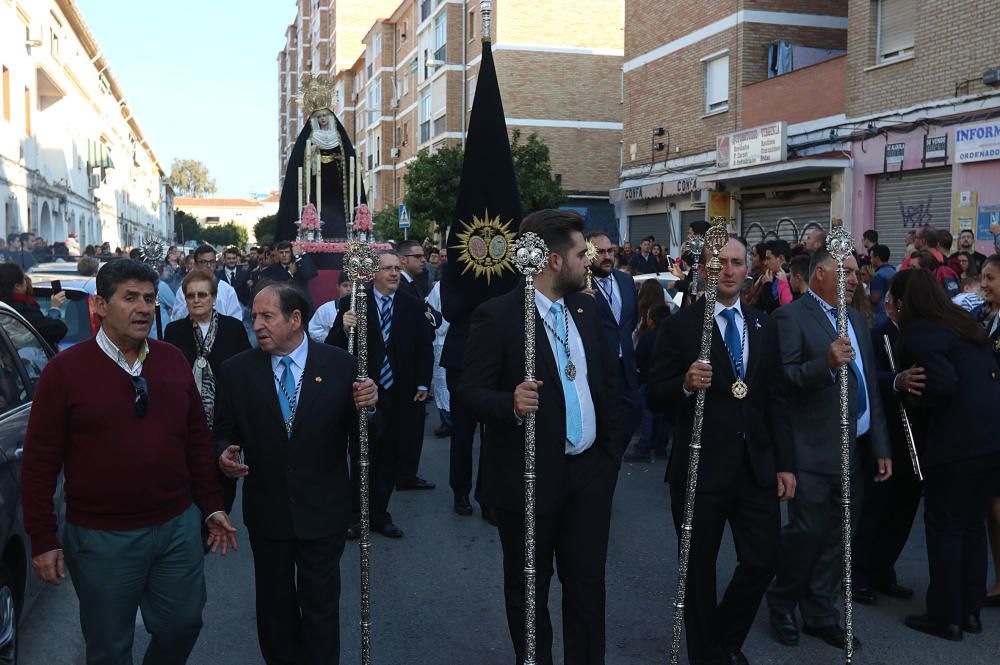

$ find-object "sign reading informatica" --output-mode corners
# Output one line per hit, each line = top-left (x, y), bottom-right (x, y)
(955, 120), (1000, 164)
(716, 121), (788, 169)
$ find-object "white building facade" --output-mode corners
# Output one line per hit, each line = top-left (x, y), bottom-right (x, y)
(0, 0), (171, 251)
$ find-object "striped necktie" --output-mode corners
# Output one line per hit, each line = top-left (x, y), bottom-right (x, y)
(378, 295), (394, 390)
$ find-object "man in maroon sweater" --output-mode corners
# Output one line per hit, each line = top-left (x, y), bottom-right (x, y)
(21, 259), (237, 665)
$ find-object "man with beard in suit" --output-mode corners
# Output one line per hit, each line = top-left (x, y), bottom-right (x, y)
(462, 209), (622, 665)
(648, 235), (796, 665)
(215, 283), (377, 665)
(765, 248), (892, 651)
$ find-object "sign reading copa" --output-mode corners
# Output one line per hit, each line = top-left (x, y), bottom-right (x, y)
(955, 121), (1000, 164)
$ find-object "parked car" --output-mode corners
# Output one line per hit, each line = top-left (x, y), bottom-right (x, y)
(22, 280), (96, 352)
(0, 300), (64, 663)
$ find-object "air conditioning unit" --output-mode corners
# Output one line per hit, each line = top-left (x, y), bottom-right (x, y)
(390, 147), (401, 158)
(690, 189), (709, 207)
(390, 98), (400, 109)
(89, 171), (102, 190)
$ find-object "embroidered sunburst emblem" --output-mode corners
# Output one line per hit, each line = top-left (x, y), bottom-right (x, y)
(452, 211), (517, 283)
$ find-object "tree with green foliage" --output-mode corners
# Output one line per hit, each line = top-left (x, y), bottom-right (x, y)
(400, 133), (565, 245)
(201, 222), (248, 249)
(254, 214), (278, 246)
(174, 209), (202, 244)
(169, 159), (218, 198)
(372, 206), (436, 244)
(510, 130), (567, 213)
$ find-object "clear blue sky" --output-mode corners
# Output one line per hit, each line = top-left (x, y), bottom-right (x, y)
(76, 0), (295, 198)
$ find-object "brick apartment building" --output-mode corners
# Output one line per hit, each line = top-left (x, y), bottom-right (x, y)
(279, 0), (625, 242)
(617, 0), (1000, 263)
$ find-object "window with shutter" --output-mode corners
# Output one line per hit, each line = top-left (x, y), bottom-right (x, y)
(877, 0), (916, 63)
(705, 56), (729, 113)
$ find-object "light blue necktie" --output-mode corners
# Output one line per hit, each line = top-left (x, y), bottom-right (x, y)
(721, 308), (743, 380)
(277, 356), (296, 438)
(551, 302), (583, 449)
(825, 308), (868, 417)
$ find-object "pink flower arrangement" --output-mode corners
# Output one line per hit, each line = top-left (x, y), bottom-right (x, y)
(352, 203), (373, 232)
(292, 241), (393, 254)
(298, 203), (322, 231)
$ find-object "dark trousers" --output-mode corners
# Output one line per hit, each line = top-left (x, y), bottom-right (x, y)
(248, 532), (346, 665)
(447, 368), (484, 502)
(636, 385), (670, 455)
(494, 446), (618, 665)
(396, 388), (427, 486)
(853, 445), (922, 589)
(767, 467), (864, 628)
(616, 361), (640, 445)
(351, 386), (400, 527)
(670, 459), (779, 665)
(63, 505), (206, 665)
(923, 454), (1000, 625)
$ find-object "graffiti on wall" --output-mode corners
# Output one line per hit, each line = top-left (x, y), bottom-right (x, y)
(899, 195), (934, 228)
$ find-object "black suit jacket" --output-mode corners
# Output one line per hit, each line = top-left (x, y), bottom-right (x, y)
(899, 320), (1000, 467)
(647, 299), (794, 491)
(400, 272), (443, 329)
(629, 253), (658, 275)
(213, 341), (357, 539)
(260, 255), (318, 306)
(460, 287), (622, 514)
(163, 314), (251, 377)
(326, 287), (433, 394)
(592, 269), (639, 395)
(215, 267), (251, 304)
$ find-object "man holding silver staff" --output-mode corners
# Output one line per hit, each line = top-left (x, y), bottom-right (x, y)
(765, 247), (892, 651)
(462, 209), (622, 665)
(214, 282), (378, 665)
(648, 235), (796, 665)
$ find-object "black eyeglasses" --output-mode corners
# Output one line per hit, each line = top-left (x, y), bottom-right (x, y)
(131, 376), (149, 417)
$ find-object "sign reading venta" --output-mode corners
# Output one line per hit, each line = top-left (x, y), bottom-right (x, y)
(955, 120), (1000, 164)
(716, 121), (788, 169)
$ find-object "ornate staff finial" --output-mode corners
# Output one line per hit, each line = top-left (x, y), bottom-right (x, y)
(512, 232), (548, 277)
(826, 226), (854, 263)
(138, 236), (167, 265)
(702, 221), (730, 274)
(481, 0), (492, 43)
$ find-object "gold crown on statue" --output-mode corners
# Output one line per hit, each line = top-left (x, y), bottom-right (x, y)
(297, 75), (337, 118)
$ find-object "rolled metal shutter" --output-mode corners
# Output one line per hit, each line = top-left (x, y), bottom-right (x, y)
(628, 213), (670, 245)
(873, 167), (952, 267)
(739, 200), (831, 247)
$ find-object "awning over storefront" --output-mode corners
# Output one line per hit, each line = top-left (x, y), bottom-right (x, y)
(697, 157), (851, 186)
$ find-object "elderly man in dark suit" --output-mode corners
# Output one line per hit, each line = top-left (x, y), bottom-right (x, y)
(765, 248), (892, 651)
(215, 283), (377, 665)
(462, 209), (622, 665)
(327, 250), (435, 537)
(586, 231), (643, 461)
(648, 235), (796, 665)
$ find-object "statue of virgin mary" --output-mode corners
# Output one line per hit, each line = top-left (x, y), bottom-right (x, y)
(274, 76), (365, 242)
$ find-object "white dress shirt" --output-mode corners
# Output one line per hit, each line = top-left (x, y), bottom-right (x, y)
(172, 279), (243, 321)
(534, 290), (597, 454)
(308, 300), (339, 342)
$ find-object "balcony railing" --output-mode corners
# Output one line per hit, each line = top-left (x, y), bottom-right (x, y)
(433, 116), (447, 137)
(420, 120), (431, 144)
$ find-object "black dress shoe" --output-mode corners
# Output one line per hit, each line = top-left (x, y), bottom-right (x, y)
(725, 648), (750, 665)
(873, 581), (914, 599)
(434, 424), (452, 438)
(769, 609), (799, 646)
(373, 521), (404, 539)
(346, 524), (360, 540)
(454, 495), (473, 516)
(397, 477), (436, 490)
(904, 614), (962, 641)
(803, 624), (861, 649)
(853, 588), (877, 605)
(983, 593), (1000, 608)
(962, 615), (982, 634)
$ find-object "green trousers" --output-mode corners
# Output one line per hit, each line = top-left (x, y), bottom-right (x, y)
(63, 504), (207, 665)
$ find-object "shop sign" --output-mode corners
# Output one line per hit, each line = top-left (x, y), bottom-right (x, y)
(923, 135), (948, 166)
(716, 121), (787, 169)
(955, 120), (1000, 164)
(663, 176), (705, 197)
(884, 142), (905, 172)
(610, 182), (663, 203)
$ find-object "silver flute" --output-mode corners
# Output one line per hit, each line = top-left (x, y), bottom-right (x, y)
(344, 239), (379, 665)
(511, 232), (549, 665)
(882, 335), (924, 481)
(669, 220), (730, 665)
(826, 227), (855, 665)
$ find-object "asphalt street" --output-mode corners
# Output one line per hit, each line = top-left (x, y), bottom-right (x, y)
(18, 416), (1000, 664)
